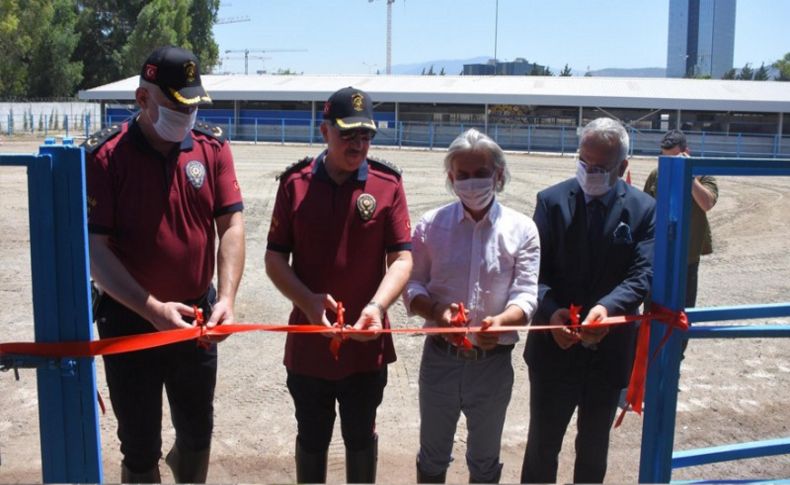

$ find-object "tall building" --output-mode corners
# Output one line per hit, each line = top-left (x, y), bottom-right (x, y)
(666, 0), (736, 78)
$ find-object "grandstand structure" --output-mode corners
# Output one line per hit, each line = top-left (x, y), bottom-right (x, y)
(79, 74), (790, 157)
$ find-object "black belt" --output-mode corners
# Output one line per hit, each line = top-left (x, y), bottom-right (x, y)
(429, 335), (514, 361)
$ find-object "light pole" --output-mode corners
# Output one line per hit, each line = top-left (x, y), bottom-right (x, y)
(493, 0), (499, 63)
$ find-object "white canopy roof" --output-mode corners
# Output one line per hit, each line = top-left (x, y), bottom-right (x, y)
(79, 74), (790, 113)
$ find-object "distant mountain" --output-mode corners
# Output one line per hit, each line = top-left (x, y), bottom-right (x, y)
(391, 56), (490, 75)
(581, 67), (667, 78)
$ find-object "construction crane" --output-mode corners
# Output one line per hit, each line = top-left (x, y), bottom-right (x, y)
(224, 48), (307, 75)
(369, 0), (396, 74)
(216, 15), (251, 25)
(222, 55), (271, 74)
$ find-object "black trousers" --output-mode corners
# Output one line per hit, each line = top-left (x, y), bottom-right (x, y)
(96, 291), (217, 473)
(286, 368), (387, 453)
(521, 366), (620, 484)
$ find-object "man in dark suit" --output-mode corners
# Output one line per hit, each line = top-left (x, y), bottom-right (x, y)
(520, 117), (656, 483)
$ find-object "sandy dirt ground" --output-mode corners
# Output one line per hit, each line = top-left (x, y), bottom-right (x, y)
(1, 139), (789, 483)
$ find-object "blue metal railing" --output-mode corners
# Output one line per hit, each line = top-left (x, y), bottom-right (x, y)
(94, 113), (790, 159)
(639, 156), (790, 483)
(0, 142), (102, 483)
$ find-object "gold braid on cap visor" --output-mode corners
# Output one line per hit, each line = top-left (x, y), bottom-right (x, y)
(169, 88), (212, 105)
(334, 118), (377, 130)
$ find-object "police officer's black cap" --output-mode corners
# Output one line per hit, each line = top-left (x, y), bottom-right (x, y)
(660, 129), (687, 149)
(322, 86), (377, 131)
(141, 46), (212, 106)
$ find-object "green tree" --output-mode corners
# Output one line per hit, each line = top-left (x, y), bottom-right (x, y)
(560, 64), (572, 76)
(426, 64), (435, 75)
(721, 68), (737, 80)
(28, 0), (83, 97)
(529, 64), (541, 76)
(773, 52), (790, 81)
(74, 1), (147, 90)
(542, 66), (553, 76)
(121, 0), (192, 77)
(753, 62), (770, 81)
(0, 0), (47, 97)
(737, 63), (754, 80)
(439, 67), (445, 76)
(187, 0), (220, 73)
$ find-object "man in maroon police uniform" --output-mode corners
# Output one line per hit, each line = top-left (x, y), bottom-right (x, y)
(85, 45), (245, 483)
(265, 86), (413, 483)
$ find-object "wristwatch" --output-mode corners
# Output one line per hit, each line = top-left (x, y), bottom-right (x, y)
(366, 300), (385, 314)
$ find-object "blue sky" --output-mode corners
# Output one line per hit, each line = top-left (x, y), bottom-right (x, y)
(213, 0), (789, 75)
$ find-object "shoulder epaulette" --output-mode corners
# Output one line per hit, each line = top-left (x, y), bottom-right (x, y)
(82, 124), (122, 154)
(277, 156), (313, 180)
(368, 157), (402, 178)
(193, 121), (227, 143)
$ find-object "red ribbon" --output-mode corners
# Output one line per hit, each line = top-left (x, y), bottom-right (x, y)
(1, 301), (687, 429)
(615, 303), (688, 427)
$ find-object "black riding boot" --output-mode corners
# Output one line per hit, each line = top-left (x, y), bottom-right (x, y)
(165, 444), (210, 483)
(345, 435), (378, 483)
(121, 462), (161, 483)
(469, 463), (502, 483)
(295, 440), (328, 483)
(416, 458), (446, 483)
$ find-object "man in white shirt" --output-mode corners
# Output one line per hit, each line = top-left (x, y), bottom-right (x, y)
(403, 129), (541, 483)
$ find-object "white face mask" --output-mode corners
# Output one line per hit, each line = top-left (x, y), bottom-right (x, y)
(453, 177), (495, 211)
(576, 160), (616, 197)
(152, 105), (197, 142)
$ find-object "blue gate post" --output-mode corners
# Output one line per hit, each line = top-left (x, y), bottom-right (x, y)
(639, 155), (692, 482)
(0, 143), (103, 482)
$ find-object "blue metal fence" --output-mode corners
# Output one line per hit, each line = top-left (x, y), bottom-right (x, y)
(99, 112), (790, 158)
(0, 141), (102, 483)
(639, 155), (790, 483)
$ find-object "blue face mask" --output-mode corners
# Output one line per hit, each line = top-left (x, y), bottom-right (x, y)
(576, 160), (616, 197)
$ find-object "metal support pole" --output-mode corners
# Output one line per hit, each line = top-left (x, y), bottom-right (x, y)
(0, 145), (103, 482)
(638, 155), (692, 483)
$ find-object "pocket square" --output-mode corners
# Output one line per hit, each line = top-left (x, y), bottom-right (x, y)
(613, 221), (633, 243)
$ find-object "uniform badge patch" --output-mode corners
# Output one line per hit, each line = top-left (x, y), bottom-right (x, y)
(185, 160), (206, 189)
(356, 193), (376, 221)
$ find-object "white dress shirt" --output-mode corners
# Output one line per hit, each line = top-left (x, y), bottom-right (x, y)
(404, 199), (541, 346)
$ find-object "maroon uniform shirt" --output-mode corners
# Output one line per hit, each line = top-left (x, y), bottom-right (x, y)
(85, 118), (243, 303)
(267, 152), (412, 380)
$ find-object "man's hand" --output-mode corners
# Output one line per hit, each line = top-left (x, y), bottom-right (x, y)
(477, 316), (501, 350)
(549, 308), (580, 350)
(200, 298), (234, 343)
(299, 292), (338, 338)
(146, 300), (195, 332)
(579, 304), (609, 345)
(350, 303), (383, 342)
(433, 302), (466, 327)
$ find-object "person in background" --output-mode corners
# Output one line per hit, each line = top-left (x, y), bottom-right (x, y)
(643, 129), (718, 311)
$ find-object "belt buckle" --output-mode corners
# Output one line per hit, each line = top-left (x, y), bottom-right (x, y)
(455, 346), (479, 360)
